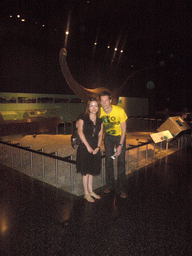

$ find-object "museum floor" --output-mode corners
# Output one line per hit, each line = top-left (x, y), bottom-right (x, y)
(0, 147), (192, 255)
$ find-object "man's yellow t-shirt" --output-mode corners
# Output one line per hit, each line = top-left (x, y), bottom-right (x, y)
(100, 105), (128, 136)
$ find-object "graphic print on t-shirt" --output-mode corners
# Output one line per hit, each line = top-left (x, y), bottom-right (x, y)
(101, 115), (120, 135)
(100, 105), (128, 136)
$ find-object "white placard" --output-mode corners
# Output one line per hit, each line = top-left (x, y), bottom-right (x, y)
(150, 130), (173, 144)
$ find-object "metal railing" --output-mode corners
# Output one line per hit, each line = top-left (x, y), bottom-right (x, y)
(0, 133), (188, 194)
(0, 139), (105, 193)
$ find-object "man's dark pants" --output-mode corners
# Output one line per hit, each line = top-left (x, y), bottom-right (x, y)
(104, 133), (126, 193)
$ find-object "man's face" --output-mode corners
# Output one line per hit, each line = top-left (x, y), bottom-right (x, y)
(100, 95), (112, 111)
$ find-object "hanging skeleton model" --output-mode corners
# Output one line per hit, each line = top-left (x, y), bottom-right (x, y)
(59, 48), (132, 105)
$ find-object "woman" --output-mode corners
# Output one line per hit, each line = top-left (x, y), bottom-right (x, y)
(76, 98), (103, 203)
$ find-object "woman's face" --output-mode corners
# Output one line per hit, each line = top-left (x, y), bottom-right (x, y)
(89, 101), (99, 114)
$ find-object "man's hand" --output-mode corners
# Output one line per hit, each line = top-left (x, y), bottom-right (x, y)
(116, 145), (122, 156)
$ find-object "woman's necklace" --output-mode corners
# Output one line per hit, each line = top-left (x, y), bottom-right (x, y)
(90, 115), (96, 137)
(90, 115), (96, 124)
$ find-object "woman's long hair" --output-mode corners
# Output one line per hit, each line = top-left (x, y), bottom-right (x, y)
(84, 97), (100, 118)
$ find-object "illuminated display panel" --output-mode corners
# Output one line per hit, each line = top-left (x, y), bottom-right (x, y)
(18, 97), (36, 103)
(0, 97), (16, 103)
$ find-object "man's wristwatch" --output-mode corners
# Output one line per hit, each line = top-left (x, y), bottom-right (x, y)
(119, 144), (123, 147)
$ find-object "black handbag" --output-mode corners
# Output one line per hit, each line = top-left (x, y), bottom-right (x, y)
(71, 128), (81, 149)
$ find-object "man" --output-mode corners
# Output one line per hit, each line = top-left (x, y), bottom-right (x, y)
(100, 92), (128, 198)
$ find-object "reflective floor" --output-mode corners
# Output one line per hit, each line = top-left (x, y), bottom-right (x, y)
(0, 147), (192, 255)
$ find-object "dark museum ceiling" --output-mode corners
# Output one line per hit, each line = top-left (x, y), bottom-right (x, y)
(0, 0), (192, 110)
(1, 0), (190, 60)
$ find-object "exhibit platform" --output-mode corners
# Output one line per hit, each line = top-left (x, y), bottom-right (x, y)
(0, 131), (185, 196)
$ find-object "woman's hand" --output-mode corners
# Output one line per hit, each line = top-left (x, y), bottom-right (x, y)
(87, 145), (93, 153)
(92, 147), (100, 155)
(76, 120), (80, 128)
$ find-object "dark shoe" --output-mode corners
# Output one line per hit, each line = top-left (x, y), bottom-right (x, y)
(104, 186), (112, 193)
(120, 191), (127, 198)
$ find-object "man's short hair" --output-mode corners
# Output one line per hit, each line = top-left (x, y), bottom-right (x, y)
(99, 91), (111, 100)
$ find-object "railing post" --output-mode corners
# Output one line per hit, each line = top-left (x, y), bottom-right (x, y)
(20, 143), (22, 171)
(11, 143), (21, 168)
(42, 148), (45, 180)
(166, 140), (169, 154)
(70, 155), (73, 192)
(160, 141), (162, 153)
(153, 143), (156, 161)
(178, 137), (180, 150)
(30, 145), (33, 176)
(101, 151), (105, 184)
(37, 147), (45, 179)
(55, 151), (58, 184)
(181, 136), (184, 148)
(2, 141), (11, 165)
(50, 151), (58, 184)
(146, 142), (148, 164)
(184, 136), (187, 148)
(136, 139), (139, 169)
(11, 141), (13, 168)
(127, 144), (129, 173)
(2, 143), (5, 163)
